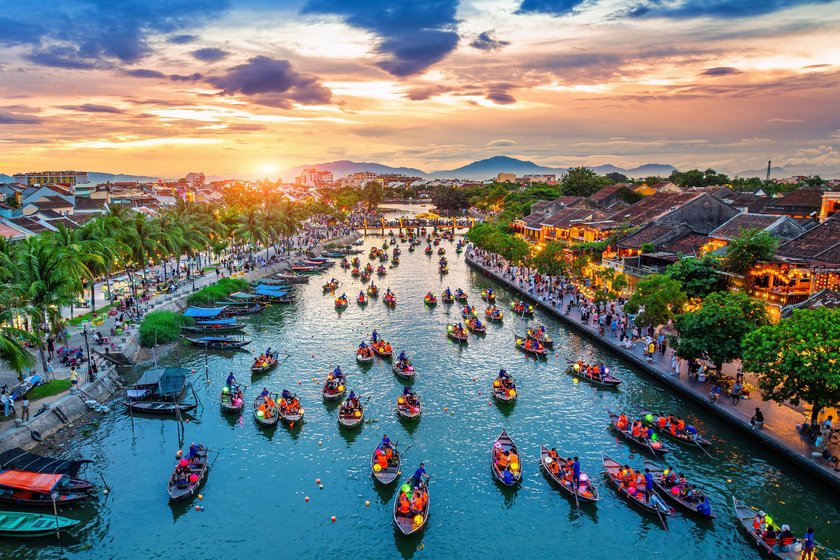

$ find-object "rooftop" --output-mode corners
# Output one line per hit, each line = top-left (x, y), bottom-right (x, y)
(606, 192), (703, 227)
(709, 213), (783, 241)
(776, 216), (840, 264)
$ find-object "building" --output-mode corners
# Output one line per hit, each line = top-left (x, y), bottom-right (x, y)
(296, 167), (334, 187)
(819, 191), (840, 221)
(704, 213), (805, 254)
(12, 171), (88, 187)
(761, 188), (824, 219)
(496, 172), (516, 183)
(345, 172), (379, 188)
(586, 183), (636, 210)
(634, 181), (680, 196)
(185, 172), (205, 189)
(512, 197), (584, 239)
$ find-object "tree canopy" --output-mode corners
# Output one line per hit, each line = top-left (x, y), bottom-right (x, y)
(529, 241), (568, 277)
(623, 274), (687, 329)
(561, 167), (611, 197)
(431, 185), (470, 213)
(723, 228), (778, 278)
(664, 255), (728, 299)
(742, 308), (840, 421)
(669, 168), (730, 188)
(673, 291), (769, 371)
(465, 223), (530, 264)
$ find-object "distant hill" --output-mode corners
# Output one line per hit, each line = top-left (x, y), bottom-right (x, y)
(283, 160), (427, 181)
(429, 156), (563, 180)
(624, 164), (677, 178)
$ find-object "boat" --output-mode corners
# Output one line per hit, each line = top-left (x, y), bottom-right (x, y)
(323, 280), (340, 291)
(322, 373), (346, 401)
(492, 374), (517, 403)
(606, 410), (670, 455)
(602, 455), (674, 525)
(0, 511), (79, 537)
(168, 445), (208, 502)
(182, 335), (251, 349)
(465, 316), (486, 333)
(424, 293), (437, 305)
(484, 306), (503, 322)
(371, 339), (393, 358)
(250, 350), (279, 374)
(278, 392), (304, 425)
(0, 471), (92, 508)
(439, 264), (448, 274)
(219, 384), (245, 413)
(480, 289), (496, 303)
(396, 389), (421, 420)
(357, 293), (368, 306)
(491, 430), (522, 486)
(454, 289), (468, 302)
(539, 446), (599, 504)
(0, 448), (92, 482)
(181, 317), (245, 334)
(511, 300), (534, 317)
(377, 266), (387, 276)
(356, 345), (375, 363)
(424, 246), (433, 255)
(220, 303), (265, 316)
(638, 411), (713, 448)
(367, 284), (379, 297)
(123, 367), (198, 416)
(361, 271), (371, 282)
(253, 393), (280, 426)
(393, 358), (415, 379)
(525, 326), (552, 347)
(335, 295), (349, 309)
(514, 336), (548, 357)
(733, 498), (802, 559)
(391, 256), (400, 265)
(372, 441), (401, 485)
(275, 273), (309, 284)
(645, 461), (715, 518)
(566, 361), (622, 388)
(351, 268), (360, 277)
(383, 291), (397, 306)
(441, 291), (454, 304)
(461, 305), (476, 318)
(437, 248), (445, 255)
(338, 396), (364, 428)
(393, 478), (430, 536)
(446, 324), (469, 343)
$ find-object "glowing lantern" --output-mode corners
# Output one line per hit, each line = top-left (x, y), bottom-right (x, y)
(645, 414), (654, 422)
(401, 484), (410, 493)
(257, 410), (264, 418)
(413, 514), (424, 526)
(222, 386), (229, 393)
(511, 462), (519, 471)
(508, 389), (516, 397)
(338, 385), (344, 392)
(373, 464), (382, 472)
(493, 380), (501, 388)
(398, 397), (405, 405)
(354, 410), (361, 418)
(573, 363), (581, 371)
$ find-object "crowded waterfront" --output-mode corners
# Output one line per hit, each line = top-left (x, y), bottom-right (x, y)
(2, 230), (838, 560)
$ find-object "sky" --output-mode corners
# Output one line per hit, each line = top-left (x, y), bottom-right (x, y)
(1, 0), (839, 179)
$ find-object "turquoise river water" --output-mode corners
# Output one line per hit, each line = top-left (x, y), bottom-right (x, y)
(6, 234), (840, 560)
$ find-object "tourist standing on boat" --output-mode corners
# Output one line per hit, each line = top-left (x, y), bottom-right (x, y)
(571, 456), (581, 488)
(226, 372), (236, 388)
(411, 463), (429, 487)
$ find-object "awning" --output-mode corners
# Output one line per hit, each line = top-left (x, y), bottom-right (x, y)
(196, 318), (238, 326)
(254, 287), (288, 296)
(227, 292), (260, 300)
(0, 449), (90, 478)
(158, 370), (187, 396)
(183, 307), (226, 318)
(0, 470), (63, 493)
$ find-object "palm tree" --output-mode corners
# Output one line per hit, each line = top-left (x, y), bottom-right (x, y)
(49, 224), (102, 317)
(231, 204), (268, 261)
(81, 214), (130, 307)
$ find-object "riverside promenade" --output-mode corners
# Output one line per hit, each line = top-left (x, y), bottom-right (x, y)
(465, 251), (840, 492)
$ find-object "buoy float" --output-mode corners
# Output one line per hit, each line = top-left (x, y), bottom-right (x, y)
(319, 485), (324, 490)
(365, 500), (370, 507)
(198, 494), (203, 500)
(305, 496), (310, 502)
(316, 478), (321, 484)
(195, 505), (200, 511)
(318, 441), (323, 446)
(331, 516), (336, 523)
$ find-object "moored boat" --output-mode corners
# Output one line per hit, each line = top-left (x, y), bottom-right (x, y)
(182, 335), (251, 349)
(0, 511), (79, 537)
(0, 471), (91, 508)
(491, 430), (522, 486)
(539, 446), (599, 504)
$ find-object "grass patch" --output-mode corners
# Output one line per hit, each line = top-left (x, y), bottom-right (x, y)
(186, 277), (249, 306)
(28, 379), (72, 400)
(139, 310), (194, 348)
(67, 304), (114, 326)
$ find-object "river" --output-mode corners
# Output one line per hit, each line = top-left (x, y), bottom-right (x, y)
(7, 233), (839, 560)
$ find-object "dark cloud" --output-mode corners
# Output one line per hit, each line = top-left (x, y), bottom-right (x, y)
(0, 112), (43, 125)
(470, 31), (510, 51)
(486, 83), (517, 105)
(170, 73), (204, 82)
(192, 47), (229, 62)
(0, 1), (230, 68)
(168, 34), (199, 44)
(58, 104), (124, 114)
(626, 0), (835, 18)
(700, 66), (742, 76)
(123, 68), (167, 79)
(206, 56), (332, 108)
(300, 0), (459, 77)
(404, 85), (454, 101)
(515, 0), (587, 16)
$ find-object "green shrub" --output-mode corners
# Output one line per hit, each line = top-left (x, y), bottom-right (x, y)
(139, 311), (193, 347)
(186, 278), (249, 306)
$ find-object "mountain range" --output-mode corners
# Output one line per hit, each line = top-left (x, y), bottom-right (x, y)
(283, 156), (678, 181)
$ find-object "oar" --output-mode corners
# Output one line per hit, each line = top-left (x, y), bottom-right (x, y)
(693, 437), (713, 459)
(654, 497), (669, 531)
(572, 469), (581, 510)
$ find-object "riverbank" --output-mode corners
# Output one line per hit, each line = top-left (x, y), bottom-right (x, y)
(0, 231), (361, 454)
(465, 251), (840, 493)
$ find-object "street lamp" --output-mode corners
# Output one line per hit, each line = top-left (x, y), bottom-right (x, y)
(192, 259), (197, 292)
(81, 322), (92, 383)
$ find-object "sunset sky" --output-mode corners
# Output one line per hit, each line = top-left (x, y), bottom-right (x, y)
(1, 0), (839, 179)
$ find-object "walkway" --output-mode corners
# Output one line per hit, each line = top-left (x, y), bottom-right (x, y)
(465, 252), (840, 492)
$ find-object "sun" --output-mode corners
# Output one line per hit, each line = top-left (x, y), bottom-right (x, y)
(259, 163), (277, 176)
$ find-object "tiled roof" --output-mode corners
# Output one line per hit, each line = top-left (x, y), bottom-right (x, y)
(32, 196), (73, 210)
(541, 207), (600, 229)
(36, 209), (63, 219)
(709, 213), (782, 241)
(529, 200), (554, 212)
(0, 222), (26, 239)
(616, 223), (681, 248)
(777, 218), (840, 264)
(782, 289), (840, 318)
(763, 188), (823, 213)
(606, 192), (702, 227)
(588, 184), (626, 203)
(47, 217), (81, 230)
(523, 214), (546, 229)
(74, 197), (107, 211)
(659, 232), (708, 255)
(8, 216), (51, 234)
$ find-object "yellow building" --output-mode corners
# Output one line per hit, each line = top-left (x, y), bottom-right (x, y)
(13, 171), (88, 186)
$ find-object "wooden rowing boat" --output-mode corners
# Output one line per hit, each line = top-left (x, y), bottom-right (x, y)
(566, 363), (621, 388)
(322, 375), (346, 401)
(182, 336), (251, 349)
(644, 461), (715, 519)
(383, 293), (397, 306)
(525, 327), (552, 346)
(539, 446), (599, 503)
(491, 430), (522, 486)
(168, 445), (208, 502)
(481, 290), (496, 303)
(219, 384), (245, 413)
(424, 294), (438, 305)
(446, 324), (469, 343)
(638, 410), (712, 448)
(484, 306), (504, 322)
(357, 294), (368, 306)
(492, 375), (517, 403)
(0, 511), (79, 537)
(371, 441), (400, 485)
(510, 301), (534, 317)
(441, 292), (454, 304)
(253, 394), (279, 427)
(397, 391), (422, 420)
(393, 479), (430, 536)
(454, 290), (468, 302)
(606, 410), (670, 454)
(465, 317), (486, 333)
(393, 359), (415, 379)
(602, 455), (674, 524)
(356, 347), (375, 363)
(733, 497), (801, 559)
(514, 336), (548, 357)
(338, 397), (364, 428)
(278, 394), (304, 425)
(250, 351), (279, 374)
(371, 340), (393, 358)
